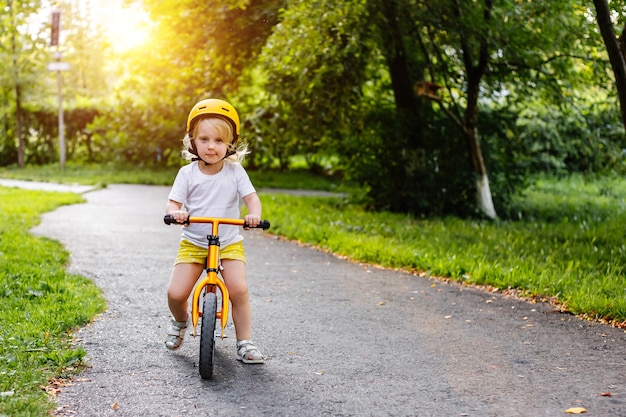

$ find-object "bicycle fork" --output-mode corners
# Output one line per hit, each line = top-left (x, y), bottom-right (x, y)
(190, 233), (230, 339)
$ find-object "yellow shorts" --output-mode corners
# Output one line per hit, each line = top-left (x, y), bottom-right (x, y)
(174, 239), (246, 266)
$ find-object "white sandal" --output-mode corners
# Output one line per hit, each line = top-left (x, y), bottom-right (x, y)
(165, 319), (188, 351)
(236, 340), (265, 364)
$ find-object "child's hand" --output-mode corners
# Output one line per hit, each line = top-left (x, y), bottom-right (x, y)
(244, 214), (261, 229)
(169, 210), (189, 224)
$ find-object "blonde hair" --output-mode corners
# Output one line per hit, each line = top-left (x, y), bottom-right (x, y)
(181, 117), (249, 163)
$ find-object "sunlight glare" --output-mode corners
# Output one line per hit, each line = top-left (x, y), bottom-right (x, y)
(92, 0), (152, 53)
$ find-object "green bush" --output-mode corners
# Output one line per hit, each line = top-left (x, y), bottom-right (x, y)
(340, 105), (523, 218)
(514, 101), (625, 175)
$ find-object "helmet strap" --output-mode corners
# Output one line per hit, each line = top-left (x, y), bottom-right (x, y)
(188, 141), (211, 166)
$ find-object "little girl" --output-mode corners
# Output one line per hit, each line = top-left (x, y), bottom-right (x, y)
(164, 98), (264, 364)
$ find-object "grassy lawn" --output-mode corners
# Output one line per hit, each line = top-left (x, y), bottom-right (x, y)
(0, 188), (106, 416)
(0, 165), (624, 415)
(0, 162), (346, 191)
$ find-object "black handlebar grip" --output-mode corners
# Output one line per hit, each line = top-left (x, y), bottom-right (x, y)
(163, 214), (189, 225)
(244, 220), (271, 230)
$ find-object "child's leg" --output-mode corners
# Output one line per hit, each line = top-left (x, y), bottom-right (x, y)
(221, 259), (264, 363)
(167, 263), (203, 322)
(220, 259), (252, 340)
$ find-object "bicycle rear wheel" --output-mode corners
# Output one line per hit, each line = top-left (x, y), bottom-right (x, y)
(199, 291), (217, 379)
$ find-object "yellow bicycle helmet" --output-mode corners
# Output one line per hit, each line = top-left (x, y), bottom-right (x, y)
(186, 98), (240, 144)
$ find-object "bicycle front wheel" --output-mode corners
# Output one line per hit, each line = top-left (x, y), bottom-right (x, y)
(199, 292), (217, 379)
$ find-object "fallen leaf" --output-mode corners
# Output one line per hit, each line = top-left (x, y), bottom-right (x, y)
(565, 407), (587, 414)
(112, 402), (119, 410)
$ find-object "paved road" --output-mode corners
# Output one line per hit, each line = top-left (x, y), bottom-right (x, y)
(29, 184), (626, 417)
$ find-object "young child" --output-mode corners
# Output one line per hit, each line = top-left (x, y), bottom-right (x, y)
(164, 98), (264, 364)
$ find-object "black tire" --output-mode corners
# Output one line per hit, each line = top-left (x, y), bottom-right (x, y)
(199, 292), (217, 379)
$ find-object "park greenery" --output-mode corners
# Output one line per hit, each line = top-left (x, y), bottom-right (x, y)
(1, 0), (625, 218)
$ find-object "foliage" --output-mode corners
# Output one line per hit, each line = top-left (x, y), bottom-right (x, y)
(26, 102), (101, 164)
(53, 0), (111, 99)
(1, 0), (625, 219)
(0, 0), (49, 166)
(254, 0), (375, 166)
(261, 173), (626, 323)
(336, 102), (476, 216)
(0, 187), (106, 416)
(515, 97), (626, 174)
(0, 0), (113, 169)
(83, 0), (286, 169)
(248, 0), (625, 217)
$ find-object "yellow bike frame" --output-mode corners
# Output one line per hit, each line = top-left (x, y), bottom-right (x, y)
(188, 217), (246, 339)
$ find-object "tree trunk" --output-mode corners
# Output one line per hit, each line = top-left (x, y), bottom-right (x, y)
(593, 0), (626, 130)
(379, 0), (422, 137)
(464, 125), (497, 219)
(15, 84), (24, 167)
(9, 0), (25, 167)
(456, 0), (497, 219)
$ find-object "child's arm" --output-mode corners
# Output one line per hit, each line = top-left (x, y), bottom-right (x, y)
(242, 192), (262, 228)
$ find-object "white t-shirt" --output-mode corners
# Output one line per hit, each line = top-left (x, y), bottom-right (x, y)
(168, 161), (256, 248)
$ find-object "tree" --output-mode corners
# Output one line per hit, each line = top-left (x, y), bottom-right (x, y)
(85, 0), (284, 166)
(56, 0), (110, 99)
(380, 0), (596, 218)
(260, 0), (589, 217)
(415, 0), (497, 218)
(592, 0), (626, 130)
(0, 0), (47, 167)
(257, 0), (376, 169)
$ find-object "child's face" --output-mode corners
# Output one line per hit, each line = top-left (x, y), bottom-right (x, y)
(194, 120), (229, 164)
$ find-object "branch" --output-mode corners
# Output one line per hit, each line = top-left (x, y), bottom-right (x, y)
(422, 25), (464, 123)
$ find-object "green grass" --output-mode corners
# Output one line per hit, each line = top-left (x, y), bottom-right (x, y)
(0, 162), (348, 191)
(0, 162), (178, 187)
(260, 174), (626, 325)
(0, 188), (106, 416)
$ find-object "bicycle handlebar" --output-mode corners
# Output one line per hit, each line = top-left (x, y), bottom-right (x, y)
(163, 214), (270, 230)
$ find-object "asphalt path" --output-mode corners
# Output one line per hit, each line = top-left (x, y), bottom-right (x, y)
(27, 184), (626, 417)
